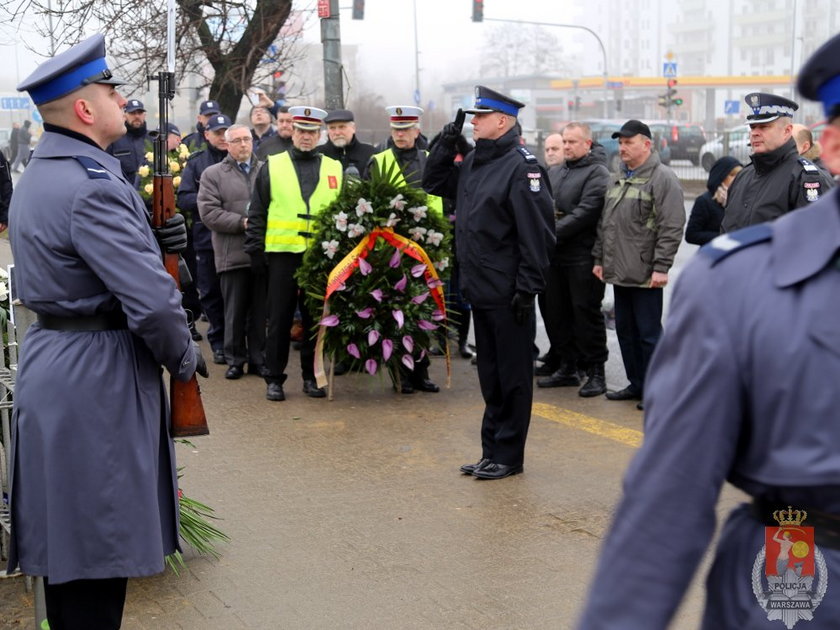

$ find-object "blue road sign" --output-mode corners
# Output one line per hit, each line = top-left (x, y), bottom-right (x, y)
(663, 62), (677, 78)
(0, 96), (31, 110)
(724, 100), (740, 115)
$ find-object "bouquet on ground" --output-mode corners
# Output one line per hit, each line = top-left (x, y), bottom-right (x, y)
(297, 164), (452, 387)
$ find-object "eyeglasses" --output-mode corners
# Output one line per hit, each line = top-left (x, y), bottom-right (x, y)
(227, 137), (253, 144)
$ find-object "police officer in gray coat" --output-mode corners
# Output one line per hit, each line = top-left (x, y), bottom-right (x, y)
(7, 34), (206, 629)
(577, 33), (840, 630)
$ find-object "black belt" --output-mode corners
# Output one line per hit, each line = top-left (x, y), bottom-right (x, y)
(751, 498), (840, 550)
(37, 311), (128, 331)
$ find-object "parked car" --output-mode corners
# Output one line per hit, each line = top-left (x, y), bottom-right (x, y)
(699, 125), (752, 171)
(583, 119), (671, 172)
(648, 122), (706, 164)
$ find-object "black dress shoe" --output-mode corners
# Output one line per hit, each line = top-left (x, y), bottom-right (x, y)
(458, 343), (474, 359)
(636, 401), (645, 411)
(605, 386), (642, 401)
(224, 365), (244, 380)
(534, 362), (559, 376)
(189, 326), (203, 341)
(413, 379), (440, 393)
(537, 369), (581, 388)
(472, 462), (524, 479)
(212, 348), (225, 365)
(399, 382), (415, 394)
(460, 458), (490, 475)
(266, 383), (285, 401)
(303, 379), (326, 398)
(247, 364), (270, 377)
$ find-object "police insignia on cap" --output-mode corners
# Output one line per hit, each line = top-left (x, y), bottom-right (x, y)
(751, 95), (759, 107)
(304, 108), (311, 116)
(396, 107), (403, 115)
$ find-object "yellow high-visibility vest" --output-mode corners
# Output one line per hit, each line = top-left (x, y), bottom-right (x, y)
(371, 149), (443, 215)
(265, 152), (343, 253)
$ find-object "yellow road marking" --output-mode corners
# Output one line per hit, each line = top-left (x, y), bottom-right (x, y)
(532, 402), (643, 448)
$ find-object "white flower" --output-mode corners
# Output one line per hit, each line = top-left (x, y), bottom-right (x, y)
(334, 211), (349, 232)
(0, 283), (7, 301)
(321, 239), (339, 259)
(425, 229), (444, 247)
(408, 226), (427, 241)
(384, 213), (400, 228)
(408, 206), (428, 222)
(355, 198), (374, 217)
(347, 223), (366, 238)
(435, 257), (450, 272)
(389, 194), (406, 210)
(0, 267), (9, 279)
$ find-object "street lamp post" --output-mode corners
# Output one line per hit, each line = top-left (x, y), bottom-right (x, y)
(484, 18), (609, 118)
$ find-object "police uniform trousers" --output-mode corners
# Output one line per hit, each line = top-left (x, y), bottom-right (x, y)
(180, 228), (203, 328)
(613, 285), (662, 394)
(264, 252), (315, 385)
(472, 306), (536, 467)
(219, 268), (267, 369)
(194, 225), (225, 353)
(543, 261), (608, 369)
(44, 577), (127, 630)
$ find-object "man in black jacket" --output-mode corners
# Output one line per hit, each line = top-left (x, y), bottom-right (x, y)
(317, 109), (375, 177)
(537, 122), (610, 396)
(0, 149), (11, 231)
(106, 99), (149, 188)
(424, 87), (555, 480)
(722, 92), (834, 232)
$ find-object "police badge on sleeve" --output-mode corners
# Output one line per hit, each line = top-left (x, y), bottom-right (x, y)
(752, 506), (829, 628)
(527, 171), (541, 192)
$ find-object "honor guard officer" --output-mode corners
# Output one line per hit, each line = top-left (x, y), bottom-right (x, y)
(245, 106), (343, 402)
(577, 33), (840, 630)
(7, 34), (205, 629)
(423, 86), (555, 479)
(722, 91), (834, 232)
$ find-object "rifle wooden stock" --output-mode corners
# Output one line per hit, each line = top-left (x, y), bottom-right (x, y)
(152, 172), (210, 438)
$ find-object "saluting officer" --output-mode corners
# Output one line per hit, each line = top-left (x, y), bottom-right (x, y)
(423, 86), (555, 480)
(245, 106), (343, 402)
(722, 91), (834, 232)
(577, 33), (840, 630)
(6, 34), (205, 628)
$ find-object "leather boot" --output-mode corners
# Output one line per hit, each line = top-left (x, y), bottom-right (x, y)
(578, 364), (607, 398)
(537, 361), (581, 388)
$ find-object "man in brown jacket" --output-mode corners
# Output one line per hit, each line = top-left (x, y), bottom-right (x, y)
(198, 123), (266, 379)
(592, 120), (684, 410)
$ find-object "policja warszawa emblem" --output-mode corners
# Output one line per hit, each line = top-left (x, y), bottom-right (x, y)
(752, 506), (829, 628)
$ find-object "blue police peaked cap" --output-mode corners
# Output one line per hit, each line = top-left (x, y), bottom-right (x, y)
(464, 86), (525, 117)
(744, 92), (798, 124)
(17, 34), (125, 105)
(797, 32), (840, 119)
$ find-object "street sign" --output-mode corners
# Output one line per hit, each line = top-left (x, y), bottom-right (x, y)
(724, 100), (740, 115)
(0, 96), (31, 110)
(663, 62), (677, 78)
(317, 0), (330, 18)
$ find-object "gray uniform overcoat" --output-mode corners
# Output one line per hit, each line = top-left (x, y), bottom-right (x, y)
(6, 129), (197, 584)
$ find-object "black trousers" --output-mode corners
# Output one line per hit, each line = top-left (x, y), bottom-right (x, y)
(44, 577), (127, 630)
(219, 268), (267, 368)
(265, 252), (315, 385)
(195, 247), (225, 351)
(613, 285), (663, 394)
(473, 306), (536, 467)
(543, 262), (608, 367)
(180, 228), (202, 327)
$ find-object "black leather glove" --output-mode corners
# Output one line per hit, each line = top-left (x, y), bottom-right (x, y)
(250, 251), (267, 276)
(510, 292), (535, 326)
(440, 109), (466, 147)
(193, 341), (209, 378)
(153, 213), (188, 254)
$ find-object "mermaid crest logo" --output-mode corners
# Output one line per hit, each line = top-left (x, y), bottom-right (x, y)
(752, 506), (828, 628)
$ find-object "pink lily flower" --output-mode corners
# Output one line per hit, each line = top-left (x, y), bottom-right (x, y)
(319, 314), (340, 327)
(418, 319), (438, 331)
(347, 343), (361, 359)
(368, 329), (381, 346)
(394, 274), (407, 292)
(402, 335), (414, 353)
(359, 257), (372, 276)
(382, 339), (393, 361)
(356, 307), (374, 319)
(401, 354), (415, 370)
(411, 292), (430, 304)
(370, 289), (383, 302)
(365, 359), (378, 375)
(410, 263), (427, 278)
(392, 309), (405, 329)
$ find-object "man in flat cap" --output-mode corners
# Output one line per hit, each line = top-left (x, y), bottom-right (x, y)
(722, 91), (834, 232)
(106, 98), (150, 188)
(593, 119), (684, 411)
(317, 109), (376, 177)
(423, 86), (555, 479)
(6, 34), (205, 628)
(245, 106), (343, 402)
(577, 33), (840, 630)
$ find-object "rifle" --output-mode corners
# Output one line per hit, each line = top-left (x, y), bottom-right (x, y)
(151, 0), (209, 437)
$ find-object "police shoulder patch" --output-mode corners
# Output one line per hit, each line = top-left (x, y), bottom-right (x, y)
(516, 146), (538, 163)
(72, 155), (110, 180)
(699, 224), (773, 265)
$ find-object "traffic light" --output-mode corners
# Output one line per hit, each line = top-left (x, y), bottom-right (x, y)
(472, 0), (483, 22)
(352, 0), (365, 20)
(666, 78), (683, 107)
